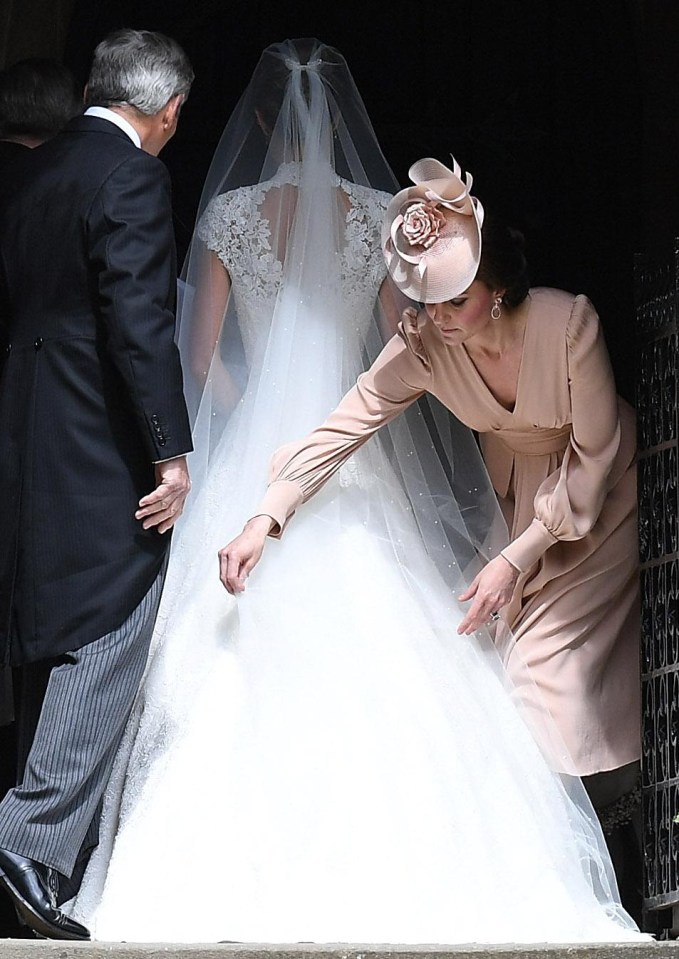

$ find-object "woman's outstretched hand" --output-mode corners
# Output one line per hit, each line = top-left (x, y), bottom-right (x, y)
(456, 554), (519, 635)
(218, 515), (274, 594)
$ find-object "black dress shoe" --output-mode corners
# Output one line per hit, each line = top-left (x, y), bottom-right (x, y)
(0, 847), (90, 940)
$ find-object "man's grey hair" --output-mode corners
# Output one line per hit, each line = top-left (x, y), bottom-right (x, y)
(85, 28), (194, 116)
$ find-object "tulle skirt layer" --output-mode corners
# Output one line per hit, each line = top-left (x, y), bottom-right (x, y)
(71, 480), (646, 944)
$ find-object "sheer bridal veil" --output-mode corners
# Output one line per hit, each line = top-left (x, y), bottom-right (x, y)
(176, 37), (507, 594)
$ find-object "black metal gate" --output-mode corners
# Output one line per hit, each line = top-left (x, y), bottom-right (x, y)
(635, 242), (679, 934)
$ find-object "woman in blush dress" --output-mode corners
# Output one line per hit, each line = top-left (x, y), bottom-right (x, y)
(68, 42), (647, 945)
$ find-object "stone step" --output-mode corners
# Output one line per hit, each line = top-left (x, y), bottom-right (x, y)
(2, 942), (679, 959)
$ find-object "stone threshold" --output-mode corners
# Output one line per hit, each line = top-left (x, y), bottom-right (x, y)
(2, 942), (679, 959)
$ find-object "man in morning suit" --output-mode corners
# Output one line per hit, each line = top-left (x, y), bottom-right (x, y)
(0, 29), (194, 939)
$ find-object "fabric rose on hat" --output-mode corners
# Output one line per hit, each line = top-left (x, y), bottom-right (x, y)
(389, 199), (446, 267)
(401, 200), (445, 249)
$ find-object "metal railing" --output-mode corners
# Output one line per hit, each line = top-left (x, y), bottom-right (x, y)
(635, 242), (679, 934)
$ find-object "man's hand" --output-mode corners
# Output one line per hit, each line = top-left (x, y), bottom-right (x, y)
(456, 554), (519, 635)
(135, 456), (191, 534)
(218, 515), (273, 594)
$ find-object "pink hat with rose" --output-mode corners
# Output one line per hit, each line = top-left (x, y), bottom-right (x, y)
(382, 157), (484, 303)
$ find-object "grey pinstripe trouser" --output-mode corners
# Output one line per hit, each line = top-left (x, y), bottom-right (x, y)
(0, 562), (166, 877)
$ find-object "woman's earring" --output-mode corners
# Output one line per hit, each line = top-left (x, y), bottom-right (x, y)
(491, 297), (502, 321)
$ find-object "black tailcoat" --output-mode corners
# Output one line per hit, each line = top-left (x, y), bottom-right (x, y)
(0, 141), (30, 168)
(0, 116), (193, 665)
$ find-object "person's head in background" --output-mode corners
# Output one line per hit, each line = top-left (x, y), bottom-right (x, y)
(0, 58), (82, 147)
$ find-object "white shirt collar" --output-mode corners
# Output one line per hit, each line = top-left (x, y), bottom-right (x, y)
(84, 107), (142, 149)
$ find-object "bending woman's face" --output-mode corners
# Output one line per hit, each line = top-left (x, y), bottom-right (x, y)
(424, 280), (497, 346)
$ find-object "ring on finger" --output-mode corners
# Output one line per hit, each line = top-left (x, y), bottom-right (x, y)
(490, 611), (500, 621)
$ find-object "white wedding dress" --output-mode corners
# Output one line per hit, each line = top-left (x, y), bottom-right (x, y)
(66, 158), (648, 945)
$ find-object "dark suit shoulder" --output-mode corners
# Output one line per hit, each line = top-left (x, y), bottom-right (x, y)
(61, 120), (167, 177)
(0, 142), (32, 205)
(2, 120), (169, 215)
(86, 145), (171, 221)
(89, 140), (170, 190)
(0, 140), (30, 169)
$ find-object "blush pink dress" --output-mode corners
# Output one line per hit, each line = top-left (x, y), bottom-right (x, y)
(257, 286), (641, 776)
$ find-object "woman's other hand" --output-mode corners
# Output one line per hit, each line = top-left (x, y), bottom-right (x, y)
(456, 554), (519, 635)
(218, 515), (273, 594)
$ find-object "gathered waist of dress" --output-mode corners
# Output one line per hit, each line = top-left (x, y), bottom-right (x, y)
(492, 425), (572, 457)
(480, 427), (571, 500)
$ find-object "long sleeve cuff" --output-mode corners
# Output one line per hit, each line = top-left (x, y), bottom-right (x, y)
(251, 480), (305, 539)
(152, 451), (191, 464)
(500, 518), (558, 573)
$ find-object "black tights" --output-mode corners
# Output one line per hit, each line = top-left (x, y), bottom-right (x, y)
(583, 761), (643, 928)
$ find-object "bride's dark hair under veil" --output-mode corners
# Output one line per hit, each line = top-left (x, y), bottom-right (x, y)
(69, 39), (636, 934)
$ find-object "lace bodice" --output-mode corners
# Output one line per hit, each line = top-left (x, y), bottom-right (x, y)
(196, 162), (391, 362)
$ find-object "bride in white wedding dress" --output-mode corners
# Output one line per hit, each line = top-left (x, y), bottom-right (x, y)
(68, 39), (649, 944)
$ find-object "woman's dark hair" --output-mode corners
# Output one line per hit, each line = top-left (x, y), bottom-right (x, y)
(476, 214), (530, 308)
(0, 59), (82, 140)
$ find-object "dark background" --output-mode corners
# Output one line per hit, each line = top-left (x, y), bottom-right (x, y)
(6, 0), (672, 403)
